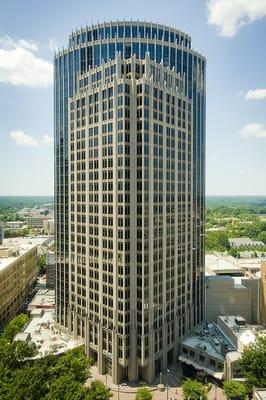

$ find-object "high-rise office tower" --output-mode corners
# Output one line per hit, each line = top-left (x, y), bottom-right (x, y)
(54, 22), (205, 383)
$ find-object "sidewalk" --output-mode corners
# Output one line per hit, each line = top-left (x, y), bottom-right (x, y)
(86, 365), (226, 400)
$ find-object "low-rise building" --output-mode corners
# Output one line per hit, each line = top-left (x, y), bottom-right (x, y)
(26, 216), (46, 229)
(5, 221), (24, 230)
(43, 219), (54, 235)
(229, 238), (264, 248)
(0, 237), (48, 328)
(206, 275), (261, 324)
(179, 315), (266, 381)
(205, 254), (244, 276)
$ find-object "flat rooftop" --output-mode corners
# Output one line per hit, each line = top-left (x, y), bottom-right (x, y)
(0, 237), (49, 273)
(27, 288), (55, 310)
(23, 310), (81, 358)
(218, 315), (266, 341)
(205, 255), (244, 275)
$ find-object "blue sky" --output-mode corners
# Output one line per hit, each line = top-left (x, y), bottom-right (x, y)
(0, 0), (265, 196)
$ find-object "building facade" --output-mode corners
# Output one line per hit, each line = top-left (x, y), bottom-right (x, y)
(54, 21), (205, 383)
(0, 238), (43, 328)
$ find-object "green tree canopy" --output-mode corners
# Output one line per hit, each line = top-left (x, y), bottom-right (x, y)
(135, 387), (153, 400)
(240, 335), (266, 393)
(2, 314), (29, 342)
(205, 231), (230, 252)
(223, 380), (246, 400)
(182, 378), (207, 400)
(86, 380), (112, 400)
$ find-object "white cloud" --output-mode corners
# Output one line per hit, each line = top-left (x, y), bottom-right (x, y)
(10, 130), (38, 147)
(42, 135), (53, 144)
(0, 35), (38, 51)
(245, 88), (266, 100)
(0, 35), (52, 87)
(48, 38), (58, 52)
(240, 123), (266, 138)
(207, 0), (266, 37)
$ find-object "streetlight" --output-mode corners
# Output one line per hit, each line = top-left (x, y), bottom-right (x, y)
(105, 373), (108, 388)
(118, 384), (120, 400)
(160, 372), (162, 385)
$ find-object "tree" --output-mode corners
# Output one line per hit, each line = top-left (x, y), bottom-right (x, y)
(223, 380), (246, 400)
(205, 231), (230, 252)
(47, 373), (87, 400)
(182, 378), (207, 400)
(257, 231), (266, 244)
(240, 335), (266, 394)
(86, 380), (112, 400)
(135, 387), (153, 400)
(38, 255), (46, 275)
(2, 314), (29, 342)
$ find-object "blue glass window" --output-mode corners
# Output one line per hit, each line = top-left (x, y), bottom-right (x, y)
(140, 43), (147, 58)
(125, 44), (131, 59)
(170, 47), (175, 69)
(164, 30), (169, 42)
(117, 42), (124, 57)
(87, 30), (92, 42)
(170, 32), (175, 43)
(111, 26), (117, 38)
(176, 34), (179, 44)
(156, 44), (162, 63)
(101, 44), (107, 62)
(109, 43), (115, 59)
(163, 46), (169, 65)
(152, 27), (157, 39)
(148, 43), (155, 60)
(125, 26), (131, 38)
(94, 45), (100, 66)
(133, 42), (139, 58)
(99, 28), (104, 38)
(145, 26), (151, 38)
(93, 29), (98, 41)
(118, 25), (124, 38)
(139, 25), (144, 38)
(87, 46), (92, 68)
(105, 26), (110, 38)
(158, 29), (163, 40)
(69, 51), (74, 97)
(176, 49), (181, 73)
(81, 33), (86, 43)
(81, 47), (86, 73)
(132, 26), (138, 37)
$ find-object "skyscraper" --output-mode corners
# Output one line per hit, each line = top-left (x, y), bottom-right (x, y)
(54, 21), (205, 383)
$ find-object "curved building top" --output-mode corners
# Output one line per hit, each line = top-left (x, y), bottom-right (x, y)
(68, 21), (192, 49)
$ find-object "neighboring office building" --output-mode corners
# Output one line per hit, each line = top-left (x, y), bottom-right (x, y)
(5, 221), (24, 230)
(0, 237), (47, 328)
(229, 238), (264, 248)
(26, 216), (46, 229)
(43, 219), (55, 235)
(46, 251), (56, 289)
(206, 275), (261, 324)
(179, 315), (266, 381)
(0, 222), (3, 245)
(260, 262), (266, 325)
(55, 21), (206, 383)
